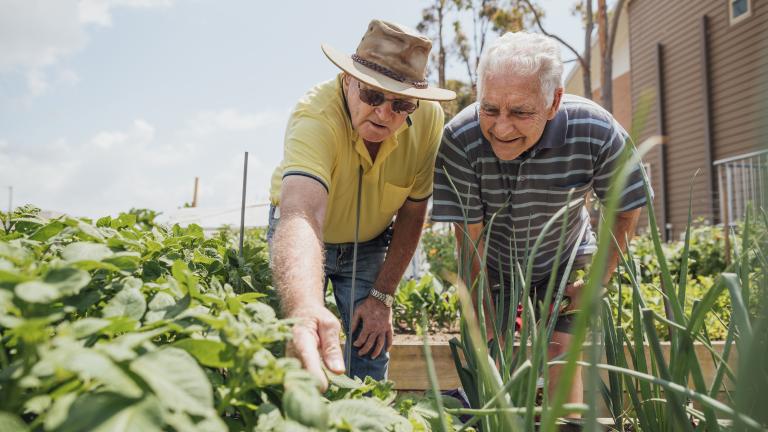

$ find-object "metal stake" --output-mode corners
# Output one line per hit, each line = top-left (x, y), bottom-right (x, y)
(239, 152), (248, 258)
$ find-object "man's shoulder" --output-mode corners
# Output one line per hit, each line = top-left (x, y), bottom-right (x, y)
(409, 99), (443, 129)
(444, 102), (481, 142)
(289, 77), (347, 136)
(561, 94), (620, 134)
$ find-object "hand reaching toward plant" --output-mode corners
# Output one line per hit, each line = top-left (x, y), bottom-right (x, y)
(351, 296), (393, 359)
(286, 306), (345, 391)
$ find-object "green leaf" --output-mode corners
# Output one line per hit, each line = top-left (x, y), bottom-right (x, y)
(112, 213), (137, 229)
(56, 393), (164, 432)
(171, 338), (233, 368)
(62, 242), (113, 262)
(0, 242), (33, 266)
(23, 394), (52, 415)
(130, 347), (214, 417)
(283, 376), (328, 430)
(145, 293), (190, 324)
(45, 267), (91, 296)
(75, 221), (106, 241)
(328, 399), (412, 432)
(71, 318), (111, 338)
(65, 349), (144, 398)
(15, 267), (92, 303)
(102, 289), (147, 321)
(0, 411), (29, 432)
(104, 252), (141, 272)
(14, 280), (56, 303)
(29, 220), (67, 242)
(43, 393), (78, 431)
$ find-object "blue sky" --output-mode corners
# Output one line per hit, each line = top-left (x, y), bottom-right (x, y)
(0, 0), (585, 218)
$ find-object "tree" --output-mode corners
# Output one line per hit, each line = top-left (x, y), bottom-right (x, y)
(522, 0), (593, 101)
(418, 0), (540, 119)
(598, 0), (627, 113)
(523, 0), (627, 113)
(417, 0), (449, 89)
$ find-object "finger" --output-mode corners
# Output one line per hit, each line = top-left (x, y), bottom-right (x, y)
(358, 332), (379, 356)
(350, 309), (362, 335)
(291, 326), (329, 391)
(371, 333), (386, 359)
(354, 328), (370, 348)
(317, 317), (345, 374)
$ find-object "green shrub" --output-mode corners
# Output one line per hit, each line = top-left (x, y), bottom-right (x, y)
(0, 206), (439, 431)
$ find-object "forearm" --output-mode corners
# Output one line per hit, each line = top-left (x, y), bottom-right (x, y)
(272, 213), (326, 314)
(373, 201), (427, 295)
(602, 208), (640, 285)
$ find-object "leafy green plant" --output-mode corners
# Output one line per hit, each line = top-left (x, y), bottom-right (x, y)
(425, 132), (766, 431)
(0, 206), (441, 431)
(394, 274), (459, 334)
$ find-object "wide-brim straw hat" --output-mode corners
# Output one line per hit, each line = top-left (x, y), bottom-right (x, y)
(322, 20), (456, 102)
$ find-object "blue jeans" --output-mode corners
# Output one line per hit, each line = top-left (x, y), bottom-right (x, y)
(267, 205), (392, 381)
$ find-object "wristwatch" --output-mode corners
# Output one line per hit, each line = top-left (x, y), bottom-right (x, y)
(369, 287), (394, 308)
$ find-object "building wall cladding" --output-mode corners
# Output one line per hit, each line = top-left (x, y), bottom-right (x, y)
(628, 0), (766, 240)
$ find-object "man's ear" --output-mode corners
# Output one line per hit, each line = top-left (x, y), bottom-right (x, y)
(547, 87), (564, 120)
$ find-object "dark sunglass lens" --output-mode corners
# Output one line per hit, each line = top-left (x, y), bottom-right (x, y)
(360, 88), (385, 106)
(392, 100), (417, 114)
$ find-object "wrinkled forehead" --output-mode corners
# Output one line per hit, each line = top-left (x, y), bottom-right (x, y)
(480, 72), (544, 104)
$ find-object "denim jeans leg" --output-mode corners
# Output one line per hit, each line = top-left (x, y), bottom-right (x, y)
(328, 238), (389, 381)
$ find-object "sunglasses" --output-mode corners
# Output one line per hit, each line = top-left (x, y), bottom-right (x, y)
(357, 82), (419, 114)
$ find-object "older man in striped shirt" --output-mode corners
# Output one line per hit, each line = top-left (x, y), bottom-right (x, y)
(432, 32), (648, 413)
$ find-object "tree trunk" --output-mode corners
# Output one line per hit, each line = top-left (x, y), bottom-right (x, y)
(602, 0), (627, 114)
(598, 0), (611, 112)
(582, 0), (593, 100)
(437, 0), (446, 88)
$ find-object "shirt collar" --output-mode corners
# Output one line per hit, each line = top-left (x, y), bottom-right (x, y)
(531, 104), (569, 155)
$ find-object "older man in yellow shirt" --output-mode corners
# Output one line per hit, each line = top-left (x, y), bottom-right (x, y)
(268, 20), (455, 389)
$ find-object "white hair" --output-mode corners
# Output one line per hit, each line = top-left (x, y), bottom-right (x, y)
(476, 32), (564, 106)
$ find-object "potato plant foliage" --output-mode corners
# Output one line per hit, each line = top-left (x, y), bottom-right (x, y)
(0, 206), (448, 432)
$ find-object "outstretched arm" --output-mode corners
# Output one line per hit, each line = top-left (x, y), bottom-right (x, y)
(271, 176), (343, 390)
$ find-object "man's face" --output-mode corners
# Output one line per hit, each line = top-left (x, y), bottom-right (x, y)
(478, 72), (562, 160)
(344, 76), (412, 144)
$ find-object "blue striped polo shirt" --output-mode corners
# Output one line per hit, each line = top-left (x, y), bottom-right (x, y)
(432, 94), (649, 282)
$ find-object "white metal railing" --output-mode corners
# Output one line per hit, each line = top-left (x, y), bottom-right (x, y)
(714, 149), (768, 225)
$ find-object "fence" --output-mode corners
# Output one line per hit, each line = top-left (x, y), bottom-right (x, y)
(714, 149), (768, 225)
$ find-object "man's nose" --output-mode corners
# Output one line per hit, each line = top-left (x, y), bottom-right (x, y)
(494, 116), (518, 138)
(374, 102), (396, 121)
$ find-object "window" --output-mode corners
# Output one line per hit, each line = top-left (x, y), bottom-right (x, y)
(729, 0), (752, 25)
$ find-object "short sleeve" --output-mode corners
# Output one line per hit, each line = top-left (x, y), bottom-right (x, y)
(280, 113), (337, 192)
(409, 102), (445, 201)
(431, 129), (483, 223)
(592, 121), (651, 212)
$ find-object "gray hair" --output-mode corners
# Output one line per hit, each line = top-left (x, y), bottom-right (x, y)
(476, 32), (564, 106)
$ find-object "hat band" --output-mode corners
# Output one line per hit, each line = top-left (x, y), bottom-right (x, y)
(351, 54), (428, 89)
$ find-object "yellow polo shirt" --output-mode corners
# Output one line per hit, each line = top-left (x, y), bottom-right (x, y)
(269, 75), (444, 243)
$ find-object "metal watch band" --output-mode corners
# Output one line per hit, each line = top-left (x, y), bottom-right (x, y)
(369, 288), (394, 308)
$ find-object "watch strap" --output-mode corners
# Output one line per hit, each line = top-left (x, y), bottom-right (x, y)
(369, 287), (394, 308)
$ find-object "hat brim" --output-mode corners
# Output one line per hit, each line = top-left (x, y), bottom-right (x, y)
(321, 43), (456, 102)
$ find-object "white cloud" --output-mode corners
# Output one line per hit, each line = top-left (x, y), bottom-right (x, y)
(90, 119), (155, 150)
(26, 70), (49, 98)
(0, 108), (286, 217)
(78, 0), (173, 27)
(188, 109), (285, 135)
(0, 0), (172, 98)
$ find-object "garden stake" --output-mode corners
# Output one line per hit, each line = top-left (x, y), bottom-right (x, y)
(346, 165), (363, 375)
(239, 152), (248, 258)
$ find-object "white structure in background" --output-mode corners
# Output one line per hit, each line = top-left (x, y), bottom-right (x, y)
(158, 201), (438, 280)
(158, 203), (270, 235)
